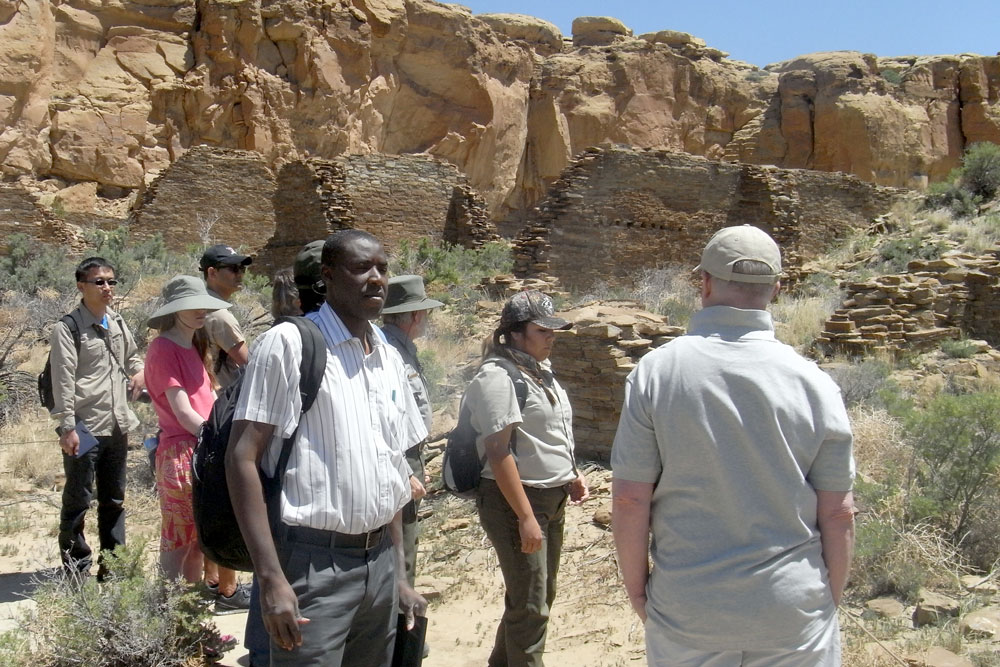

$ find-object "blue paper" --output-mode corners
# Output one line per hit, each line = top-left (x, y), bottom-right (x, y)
(75, 421), (99, 457)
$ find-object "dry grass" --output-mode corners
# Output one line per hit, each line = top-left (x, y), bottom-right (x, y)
(1, 418), (62, 490)
(772, 292), (841, 350)
(850, 406), (909, 484)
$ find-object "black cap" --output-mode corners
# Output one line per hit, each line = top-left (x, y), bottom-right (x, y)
(200, 244), (252, 271)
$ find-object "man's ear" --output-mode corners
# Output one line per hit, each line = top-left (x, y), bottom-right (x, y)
(771, 280), (781, 302)
(700, 272), (712, 301)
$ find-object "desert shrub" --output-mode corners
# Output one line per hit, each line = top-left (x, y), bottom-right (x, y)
(0, 233), (77, 295)
(896, 391), (1000, 549)
(924, 181), (981, 218)
(771, 292), (840, 350)
(580, 267), (700, 327)
(940, 337), (979, 359)
(959, 141), (1000, 201)
(875, 236), (946, 273)
(880, 69), (903, 85)
(391, 239), (513, 297)
(826, 360), (892, 407)
(18, 540), (229, 666)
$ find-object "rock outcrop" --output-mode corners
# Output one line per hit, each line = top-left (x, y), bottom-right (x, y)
(1, 1), (998, 225)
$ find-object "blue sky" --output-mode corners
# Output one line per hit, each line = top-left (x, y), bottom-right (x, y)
(454, 0), (999, 68)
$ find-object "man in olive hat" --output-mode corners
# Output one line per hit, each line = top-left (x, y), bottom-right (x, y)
(381, 275), (444, 595)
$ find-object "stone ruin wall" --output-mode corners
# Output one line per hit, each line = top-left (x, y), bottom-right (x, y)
(548, 304), (684, 461)
(513, 147), (902, 291)
(127, 148), (497, 278)
(818, 252), (1000, 355)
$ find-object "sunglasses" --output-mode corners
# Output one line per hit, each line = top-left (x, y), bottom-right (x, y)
(219, 265), (246, 274)
(81, 279), (119, 287)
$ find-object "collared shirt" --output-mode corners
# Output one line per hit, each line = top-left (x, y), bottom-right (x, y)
(381, 323), (432, 433)
(203, 287), (244, 389)
(464, 355), (577, 488)
(235, 302), (427, 533)
(612, 305), (855, 650)
(50, 303), (143, 436)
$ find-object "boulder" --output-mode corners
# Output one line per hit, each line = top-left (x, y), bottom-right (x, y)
(571, 16), (631, 47)
(477, 13), (562, 55)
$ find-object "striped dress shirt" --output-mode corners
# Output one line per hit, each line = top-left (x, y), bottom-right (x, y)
(235, 303), (427, 533)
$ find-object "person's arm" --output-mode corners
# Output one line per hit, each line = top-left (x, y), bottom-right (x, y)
(163, 386), (206, 436)
(816, 489), (854, 606)
(49, 319), (79, 453)
(227, 419), (309, 651)
(389, 510), (428, 629)
(612, 478), (654, 622)
(227, 341), (249, 366)
(483, 424), (543, 553)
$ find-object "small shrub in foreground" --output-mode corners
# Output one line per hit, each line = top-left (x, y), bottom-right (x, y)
(17, 540), (228, 666)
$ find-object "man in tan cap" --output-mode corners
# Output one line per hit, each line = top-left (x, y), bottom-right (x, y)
(611, 225), (855, 666)
(380, 275), (443, 596)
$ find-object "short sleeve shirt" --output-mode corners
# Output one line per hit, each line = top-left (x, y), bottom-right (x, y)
(464, 358), (576, 488)
(144, 336), (216, 448)
(235, 303), (427, 533)
(203, 288), (244, 389)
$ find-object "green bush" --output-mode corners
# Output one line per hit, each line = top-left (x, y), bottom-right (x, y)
(851, 516), (928, 602)
(940, 338), (979, 359)
(876, 236), (946, 272)
(960, 142), (1000, 201)
(391, 239), (513, 296)
(15, 541), (229, 666)
(0, 233), (77, 295)
(924, 181), (981, 218)
(826, 360), (892, 407)
(898, 392), (1000, 545)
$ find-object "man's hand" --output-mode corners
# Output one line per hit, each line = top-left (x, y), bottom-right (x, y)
(397, 582), (428, 631)
(409, 475), (426, 502)
(569, 472), (590, 505)
(59, 428), (80, 456)
(627, 591), (648, 622)
(128, 370), (146, 401)
(518, 514), (543, 554)
(261, 577), (310, 652)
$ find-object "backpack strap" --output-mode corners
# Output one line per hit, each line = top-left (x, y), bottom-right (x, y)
(479, 357), (530, 460)
(60, 313), (81, 352)
(272, 316), (328, 480)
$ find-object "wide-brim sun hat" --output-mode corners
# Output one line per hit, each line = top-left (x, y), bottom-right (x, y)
(381, 274), (444, 315)
(147, 275), (232, 329)
(499, 290), (572, 331)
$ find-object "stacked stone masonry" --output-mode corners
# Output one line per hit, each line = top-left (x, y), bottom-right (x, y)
(549, 302), (684, 461)
(127, 147), (498, 278)
(817, 252), (1000, 354)
(0, 183), (84, 253)
(512, 147), (902, 291)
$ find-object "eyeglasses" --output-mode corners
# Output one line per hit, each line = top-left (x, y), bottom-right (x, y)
(81, 279), (119, 287)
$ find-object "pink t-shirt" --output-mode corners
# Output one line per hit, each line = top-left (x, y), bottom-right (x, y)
(144, 336), (216, 448)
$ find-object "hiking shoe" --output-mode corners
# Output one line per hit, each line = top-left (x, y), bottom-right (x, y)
(214, 583), (251, 614)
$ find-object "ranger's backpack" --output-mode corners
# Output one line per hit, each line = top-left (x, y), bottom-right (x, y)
(193, 316), (327, 571)
(38, 314), (81, 412)
(441, 358), (528, 500)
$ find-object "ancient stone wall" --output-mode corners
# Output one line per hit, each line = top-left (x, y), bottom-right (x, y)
(549, 303), (683, 461)
(130, 146), (277, 254)
(0, 184), (82, 253)
(818, 253), (1000, 354)
(513, 147), (901, 291)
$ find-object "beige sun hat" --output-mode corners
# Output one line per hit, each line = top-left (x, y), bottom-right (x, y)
(147, 275), (231, 329)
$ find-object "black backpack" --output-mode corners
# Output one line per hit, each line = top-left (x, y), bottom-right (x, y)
(442, 358), (528, 500)
(193, 316), (327, 571)
(38, 314), (80, 412)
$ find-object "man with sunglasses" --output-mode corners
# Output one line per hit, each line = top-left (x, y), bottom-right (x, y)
(199, 244), (254, 612)
(200, 244), (253, 389)
(49, 256), (145, 580)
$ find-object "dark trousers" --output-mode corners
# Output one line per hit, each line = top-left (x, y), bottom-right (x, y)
(271, 527), (397, 667)
(477, 478), (568, 667)
(401, 444), (424, 588)
(58, 425), (128, 572)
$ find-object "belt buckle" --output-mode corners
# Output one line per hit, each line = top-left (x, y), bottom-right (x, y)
(365, 528), (380, 550)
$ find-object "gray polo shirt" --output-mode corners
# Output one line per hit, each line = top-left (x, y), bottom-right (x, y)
(612, 305), (854, 651)
(465, 357), (577, 489)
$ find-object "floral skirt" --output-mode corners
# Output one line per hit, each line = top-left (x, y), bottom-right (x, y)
(154, 438), (198, 552)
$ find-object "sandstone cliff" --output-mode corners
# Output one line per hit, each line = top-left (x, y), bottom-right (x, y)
(0, 0), (998, 221)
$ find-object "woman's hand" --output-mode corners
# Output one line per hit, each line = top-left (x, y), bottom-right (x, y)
(569, 472), (590, 505)
(518, 514), (543, 553)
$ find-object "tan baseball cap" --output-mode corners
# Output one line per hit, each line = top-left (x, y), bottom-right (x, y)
(695, 225), (782, 284)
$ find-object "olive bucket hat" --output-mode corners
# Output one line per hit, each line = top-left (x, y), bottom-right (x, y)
(381, 275), (444, 315)
(147, 275), (232, 330)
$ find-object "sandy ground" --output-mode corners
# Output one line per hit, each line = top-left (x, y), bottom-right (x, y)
(0, 446), (643, 666)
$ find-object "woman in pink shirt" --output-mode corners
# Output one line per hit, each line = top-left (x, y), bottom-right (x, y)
(145, 275), (230, 584)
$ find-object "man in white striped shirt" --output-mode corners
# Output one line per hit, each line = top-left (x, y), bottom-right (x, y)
(227, 230), (428, 666)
